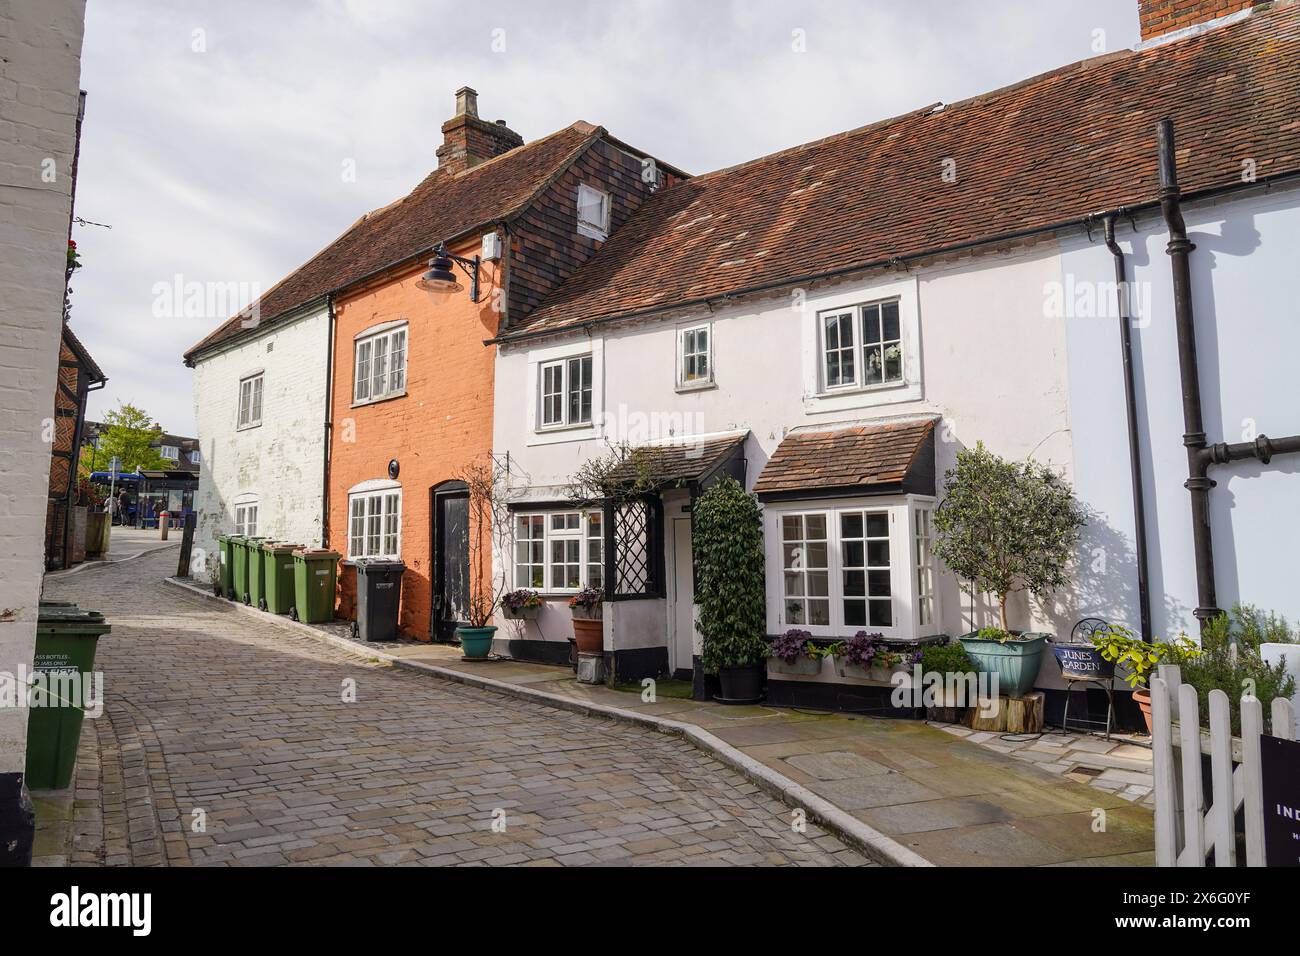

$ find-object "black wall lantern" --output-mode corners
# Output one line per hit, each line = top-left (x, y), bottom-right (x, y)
(388, 458), (400, 479)
(416, 242), (480, 303)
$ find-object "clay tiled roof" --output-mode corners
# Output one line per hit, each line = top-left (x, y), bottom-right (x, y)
(606, 432), (747, 487)
(754, 419), (937, 497)
(183, 122), (602, 363)
(509, 4), (1300, 340)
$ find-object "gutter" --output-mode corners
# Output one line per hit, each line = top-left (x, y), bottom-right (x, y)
(1103, 215), (1153, 641)
(488, 167), (1300, 347)
(321, 293), (336, 548)
(1156, 119), (1300, 637)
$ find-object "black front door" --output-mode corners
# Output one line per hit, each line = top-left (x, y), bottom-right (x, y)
(431, 482), (470, 642)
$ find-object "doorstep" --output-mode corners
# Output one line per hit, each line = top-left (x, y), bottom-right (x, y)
(163, 575), (1154, 867)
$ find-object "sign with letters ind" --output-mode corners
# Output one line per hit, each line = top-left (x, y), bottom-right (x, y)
(1261, 734), (1300, 866)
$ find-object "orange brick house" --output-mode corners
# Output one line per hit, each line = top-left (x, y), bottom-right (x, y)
(322, 88), (686, 639)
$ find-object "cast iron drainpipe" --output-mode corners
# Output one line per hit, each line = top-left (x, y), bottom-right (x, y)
(1157, 118), (1300, 636)
(1103, 215), (1153, 642)
(321, 292), (336, 548)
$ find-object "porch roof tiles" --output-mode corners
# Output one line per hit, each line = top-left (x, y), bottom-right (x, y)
(754, 418), (937, 498)
(507, 3), (1300, 341)
(606, 432), (748, 488)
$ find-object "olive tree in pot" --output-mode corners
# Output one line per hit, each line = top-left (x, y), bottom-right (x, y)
(931, 443), (1086, 698)
(453, 455), (514, 660)
(694, 476), (768, 703)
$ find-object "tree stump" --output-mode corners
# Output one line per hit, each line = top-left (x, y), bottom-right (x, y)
(964, 691), (1045, 734)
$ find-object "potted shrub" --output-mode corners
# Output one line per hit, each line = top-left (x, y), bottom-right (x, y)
(452, 456), (515, 660)
(502, 588), (543, 620)
(919, 641), (979, 721)
(694, 476), (767, 703)
(767, 629), (823, 676)
(1091, 624), (1200, 733)
(569, 586), (604, 654)
(931, 443), (1086, 699)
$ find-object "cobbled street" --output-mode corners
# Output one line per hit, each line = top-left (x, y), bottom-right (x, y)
(43, 548), (867, 867)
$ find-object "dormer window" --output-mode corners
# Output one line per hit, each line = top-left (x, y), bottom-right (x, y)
(576, 184), (610, 241)
(160, 445), (179, 461)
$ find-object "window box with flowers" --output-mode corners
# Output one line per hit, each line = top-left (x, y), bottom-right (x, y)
(502, 588), (543, 620)
(767, 629), (838, 677)
(834, 631), (923, 683)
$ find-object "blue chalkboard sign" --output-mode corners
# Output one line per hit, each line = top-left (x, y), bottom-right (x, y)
(1051, 643), (1115, 681)
(1261, 734), (1300, 867)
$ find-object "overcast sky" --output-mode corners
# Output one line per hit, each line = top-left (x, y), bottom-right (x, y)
(72, 0), (1140, 434)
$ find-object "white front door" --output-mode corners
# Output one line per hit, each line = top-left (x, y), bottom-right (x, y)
(670, 516), (695, 675)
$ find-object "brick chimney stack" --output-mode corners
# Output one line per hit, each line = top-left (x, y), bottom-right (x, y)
(1137, 0), (1261, 43)
(435, 86), (524, 174)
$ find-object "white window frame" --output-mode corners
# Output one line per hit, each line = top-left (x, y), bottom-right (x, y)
(188, 449), (201, 465)
(160, 445), (179, 461)
(914, 505), (936, 629)
(512, 510), (604, 593)
(237, 373), (264, 430)
(347, 487), (402, 560)
(676, 323), (714, 390)
(234, 500), (259, 537)
(817, 298), (904, 393)
(537, 354), (593, 430)
(576, 184), (611, 241)
(763, 494), (938, 639)
(353, 323), (408, 406)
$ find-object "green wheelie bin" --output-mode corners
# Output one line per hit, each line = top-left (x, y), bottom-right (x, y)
(217, 534), (233, 598)
(25, 604), (111, 790)
(248, 539), (269, 610)
(291, 548), (339, 623)
(226, 534), (246, 602)
(263, 542), (302, 615)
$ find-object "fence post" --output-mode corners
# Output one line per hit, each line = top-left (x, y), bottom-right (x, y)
(1273, 698), (1297, 741)
(1177, 683), (1205, 865)
(1241, 695), (1265, 867)
(1207, 689), (1235, 867)
(1151, 674), (1178, 866)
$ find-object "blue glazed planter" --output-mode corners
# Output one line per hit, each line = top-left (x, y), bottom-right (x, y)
(457, 625), (497, 660)
(958, 632), (1048, 698)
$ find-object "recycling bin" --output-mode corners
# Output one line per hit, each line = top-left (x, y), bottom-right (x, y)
(262, 542), (302, 615)
(217, 534), (234, 598)
(228, 535), (248, 603)
(25, 604), (111, 790)
(354, 560), (406, 642)
(248, 539), (269, 610)
(291, 548), (339, 623)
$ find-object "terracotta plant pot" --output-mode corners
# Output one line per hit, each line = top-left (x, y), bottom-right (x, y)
(1133, 686), (1153, 734)
(572, 616), (603, 654)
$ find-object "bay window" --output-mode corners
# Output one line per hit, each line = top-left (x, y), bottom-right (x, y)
(513, 510), (603, 591)
(767, 497), (938, 637)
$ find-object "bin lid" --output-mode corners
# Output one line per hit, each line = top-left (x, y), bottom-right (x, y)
(265, 541), (303, 552)
(36, 603), (111, 636)
(294, 548), (340, 560)
(354, 558), (406, 572)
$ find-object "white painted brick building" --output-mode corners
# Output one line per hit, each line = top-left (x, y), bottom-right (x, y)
(0, 0), (86, 864)
(190, 306), (330, 572)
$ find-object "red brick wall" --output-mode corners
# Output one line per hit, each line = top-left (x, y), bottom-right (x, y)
(328, 240), (500, 639)
(1138, 0), (1259, 40)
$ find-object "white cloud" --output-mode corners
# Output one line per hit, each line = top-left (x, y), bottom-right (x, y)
(74, 0), (1138, 433)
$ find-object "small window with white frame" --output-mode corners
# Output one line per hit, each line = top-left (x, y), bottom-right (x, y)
(348, 487), (401, 559)
(160, 445), (179, 461)
(513, 510), (604, 592)
(818, 298), (903, 392)
(538, 354), (592, 429)
(576, 184), (611, 240)
(237, 373), (263, 429)
(235, 500), (259, 537)
(914, 506), (935, 628)
(677, 324), (713, 389)
(354, 324), (407, 405)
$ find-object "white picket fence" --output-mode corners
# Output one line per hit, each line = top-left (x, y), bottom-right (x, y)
(1150, 663), (1296, 866)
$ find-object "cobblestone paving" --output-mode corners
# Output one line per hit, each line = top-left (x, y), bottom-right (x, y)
(45, 549), (867, 867)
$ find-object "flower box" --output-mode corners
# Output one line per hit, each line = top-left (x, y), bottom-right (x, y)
(503, 605), (541, 620)
(768, 655), (822, 677)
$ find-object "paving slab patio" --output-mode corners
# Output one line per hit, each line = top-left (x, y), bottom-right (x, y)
(321, 638), (1154, 867)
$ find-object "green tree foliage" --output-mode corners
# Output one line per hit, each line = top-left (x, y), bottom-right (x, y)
(931, 442), (1086, 632)
(693, 476), (767, 670)
(94, 402), (173, 474)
